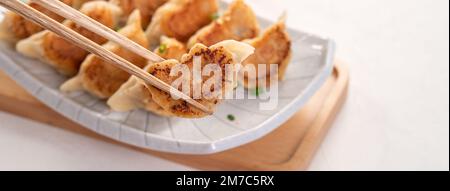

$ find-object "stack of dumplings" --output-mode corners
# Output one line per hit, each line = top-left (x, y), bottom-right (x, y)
(0, 0), (293, 119)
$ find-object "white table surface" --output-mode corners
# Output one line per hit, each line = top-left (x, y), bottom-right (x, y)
(0, 0), (448, 171)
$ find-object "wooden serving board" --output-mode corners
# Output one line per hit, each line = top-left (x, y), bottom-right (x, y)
(0, 61), (348, 171)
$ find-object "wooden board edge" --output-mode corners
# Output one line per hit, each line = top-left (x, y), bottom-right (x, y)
(257, 61), (349, 170)
(0, 61), (349, 171)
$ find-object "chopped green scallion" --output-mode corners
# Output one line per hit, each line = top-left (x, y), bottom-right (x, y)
(210, 12), (220, 21)
(227, 114), (235, 121)
(158, 44), (167, 54)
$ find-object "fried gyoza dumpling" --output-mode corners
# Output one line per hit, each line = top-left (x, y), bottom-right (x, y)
(16, 1), (123, 76)
(145, 0), (218, 48)
(60, 10), (148, 99)
(107, 36), (187, 116)
(187, 0), (259, 49)
(0, 0), (94, 44)
(148, 41), (254, 118)
(240, 17), (292, 89)
(111, 0), (168, 27)
(146, 41), (254, 118)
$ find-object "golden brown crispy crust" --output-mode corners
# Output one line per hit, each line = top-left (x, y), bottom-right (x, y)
(241, 20), (292, 89)
(162, 0), (217, 41)
(140, 81), (175, 117)
(42, 3), (119, 76)
(114, 0), (168, 27)
(4, 0), (75, 40)
(187, 0), (260, 48)
(144, 37), (186, 116)
(135, 0), (168, 27)
(146, 0), (218, 45)
(146, 44), (235, 118)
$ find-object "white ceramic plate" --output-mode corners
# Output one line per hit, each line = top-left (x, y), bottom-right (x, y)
(0, 2), (335, 154)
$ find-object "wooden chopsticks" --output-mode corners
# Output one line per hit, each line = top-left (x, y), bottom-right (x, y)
(32, 0), (164, 63)
(0, 0), (213, 115)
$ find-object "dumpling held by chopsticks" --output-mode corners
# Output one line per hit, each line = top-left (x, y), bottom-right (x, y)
(105, 36), (185, 117)
(108, 40), (255, 118)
